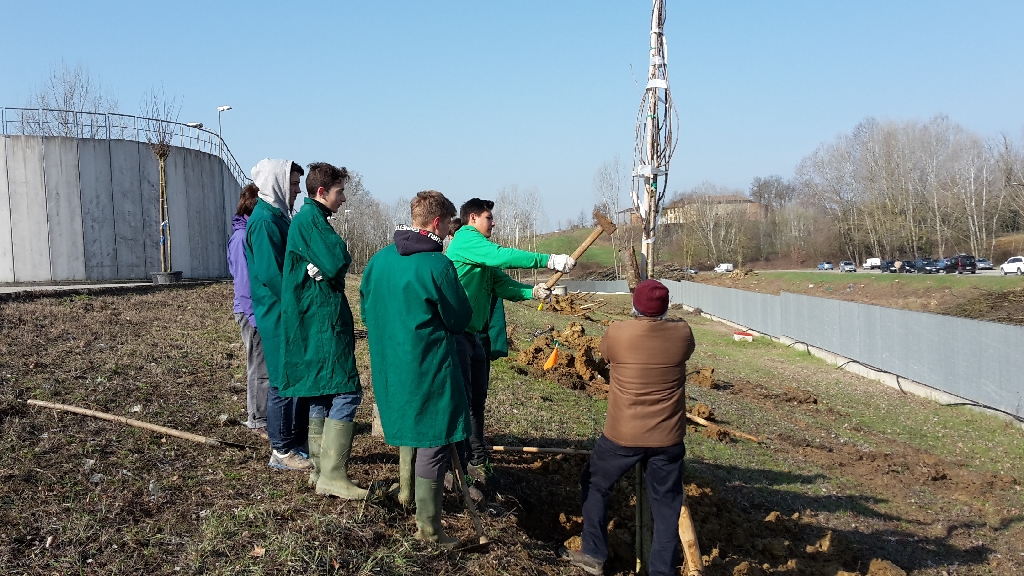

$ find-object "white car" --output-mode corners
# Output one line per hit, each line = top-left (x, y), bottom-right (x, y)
(1000, 256), (1024, 275)
(713, 263), (734, 273)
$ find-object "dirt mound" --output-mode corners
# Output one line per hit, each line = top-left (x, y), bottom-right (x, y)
(516, 322), (609, 396)
(690, 402), (714, 420)
(780, 386), (817, 405)
(867, 559), (908, 576)
(544, 292), (606, 320)
(688, 366), (720, 389)
(942, 285), (1024, 326)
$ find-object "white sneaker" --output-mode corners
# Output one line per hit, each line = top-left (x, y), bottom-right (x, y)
(269, 449), (313, 471)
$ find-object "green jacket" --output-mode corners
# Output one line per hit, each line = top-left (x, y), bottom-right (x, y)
(280, 198), (361, 397)
(245, 199), (289, 386)
(445, 226), (548, 334)
(359, 227), (473, 447)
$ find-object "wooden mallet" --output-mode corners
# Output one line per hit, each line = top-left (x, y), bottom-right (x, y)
(544, 211), (617, 289)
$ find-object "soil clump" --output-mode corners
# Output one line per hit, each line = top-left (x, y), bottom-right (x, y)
(516, 322), (610, 396)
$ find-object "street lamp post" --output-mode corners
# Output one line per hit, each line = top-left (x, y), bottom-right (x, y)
(217, 105), (232, 155)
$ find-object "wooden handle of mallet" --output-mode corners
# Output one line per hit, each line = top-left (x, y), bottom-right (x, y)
(678, 496), (704, 576)
(544, 211), (617, 289)
(450, 448), (489, 544)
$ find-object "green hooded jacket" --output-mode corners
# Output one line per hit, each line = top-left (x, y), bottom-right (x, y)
(244, 159), (295, 387)
(280, 197), (361, 398)
(444, 226), (548, 334)
(360, 226), (473, 447)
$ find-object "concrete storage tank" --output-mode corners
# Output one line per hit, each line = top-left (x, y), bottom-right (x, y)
(0, 108), (249, 282)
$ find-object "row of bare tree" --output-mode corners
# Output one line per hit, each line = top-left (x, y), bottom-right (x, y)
(662, 115), (1024, 268)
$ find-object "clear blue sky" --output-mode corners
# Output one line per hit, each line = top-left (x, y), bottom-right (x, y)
(2, 1), (1023, 230)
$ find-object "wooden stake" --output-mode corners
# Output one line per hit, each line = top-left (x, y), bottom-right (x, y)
(686, 413), (760, 443)
(26, 399), (255, 450)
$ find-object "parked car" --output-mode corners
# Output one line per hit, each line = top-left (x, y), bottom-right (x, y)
(883, 259), (897, 273)
(1000, 256), (1024, 275)
(937, 257), (958, 274)
(817, 261), (834, 270)
(838, 261), (856, 272)
(862, 257), (881, 270)
(901, 260), (917, 273)
(713, 263), (734, 273)
(915, 258), (940, 274)
(685, 266), (698, 275)
(943, 254), (977, 274)
(976, 258), (993, 270)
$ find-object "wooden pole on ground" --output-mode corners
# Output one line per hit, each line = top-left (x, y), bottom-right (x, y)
(685, 413), (760, 443)
(26, 399), (255, 450)
(488, 445), (591, 456)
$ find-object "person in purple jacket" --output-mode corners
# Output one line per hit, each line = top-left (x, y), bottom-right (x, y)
(228, 184), (269, 438)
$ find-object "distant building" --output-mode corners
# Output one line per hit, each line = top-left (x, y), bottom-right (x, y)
(660, 194), (769, 224)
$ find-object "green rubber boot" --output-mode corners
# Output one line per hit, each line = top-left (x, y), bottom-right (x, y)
(398, 446), (415, 508)
(414, 476), (459, 548)
(315, 419), (368, 500)
(388, 446), (416, 508)
(307, 418), (325, 487)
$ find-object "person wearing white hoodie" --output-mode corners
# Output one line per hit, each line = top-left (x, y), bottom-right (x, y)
(244, 159), (312, 471)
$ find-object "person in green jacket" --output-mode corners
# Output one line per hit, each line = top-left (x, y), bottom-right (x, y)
(444, 198), (577, 483)
(360, 190), (474, 547)
(245, 159), (312, 472)
(280, 162), (367, 500)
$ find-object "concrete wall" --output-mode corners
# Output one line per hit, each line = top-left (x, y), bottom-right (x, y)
(587, 278), (1023, 420)
(0, 138), (15, 282)
(0, 135), (241, 282)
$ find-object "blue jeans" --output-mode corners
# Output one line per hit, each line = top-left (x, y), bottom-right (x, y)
(308, 392), (362, 422)
(266, 386), (307, 453)
(581, 434), (686, 576)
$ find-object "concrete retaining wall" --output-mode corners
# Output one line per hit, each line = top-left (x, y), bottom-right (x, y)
(561, 278), (1024, 420)
(0, 135), (243, 281)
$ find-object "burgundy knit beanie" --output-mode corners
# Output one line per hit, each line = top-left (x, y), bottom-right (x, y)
(633, 279), (669, 317)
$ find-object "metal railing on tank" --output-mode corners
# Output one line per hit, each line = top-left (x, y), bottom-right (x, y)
(0, 107), (251, 185)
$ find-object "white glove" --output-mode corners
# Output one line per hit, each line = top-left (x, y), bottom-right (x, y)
(532, 283), (552, 300)
(547, 254), (577, 274)
(306, 263), (323, 281)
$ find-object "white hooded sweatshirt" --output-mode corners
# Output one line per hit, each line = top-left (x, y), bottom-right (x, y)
(251, 159), (296, 222)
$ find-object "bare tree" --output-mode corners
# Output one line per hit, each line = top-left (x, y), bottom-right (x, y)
(22, 62), (119, 136)
(140, 86), (180, 273)
(594, 157), (625, 276)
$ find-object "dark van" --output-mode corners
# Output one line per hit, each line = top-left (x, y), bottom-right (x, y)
(944, 254), (977, 274)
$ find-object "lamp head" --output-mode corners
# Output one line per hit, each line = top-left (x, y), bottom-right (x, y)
(186, 122), (203, 128)
(217, 106), (232, 112)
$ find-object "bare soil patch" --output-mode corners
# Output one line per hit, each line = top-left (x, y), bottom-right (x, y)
(1, 284), (1022, 574)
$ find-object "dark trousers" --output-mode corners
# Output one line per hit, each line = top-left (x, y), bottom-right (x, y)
(455, 332), (491, 465)
(581, 434), (685, 576)
(266, 386), (307, 453)
(414, 443), (469, 481)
